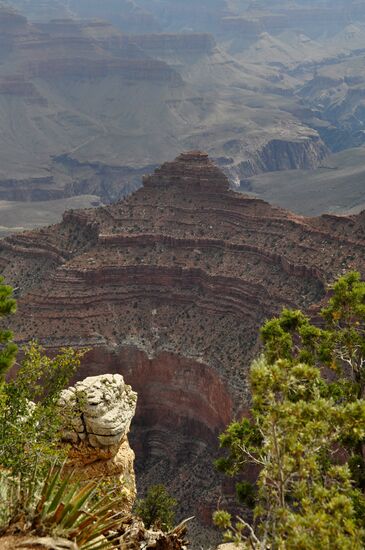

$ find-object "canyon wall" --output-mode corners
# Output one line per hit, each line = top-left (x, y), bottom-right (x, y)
(235, 137), (329, 179)
(1, 152), (364, 534)
(0, 4), (333, 219)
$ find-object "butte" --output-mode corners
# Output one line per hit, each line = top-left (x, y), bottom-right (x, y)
(1, 151), (365, 529)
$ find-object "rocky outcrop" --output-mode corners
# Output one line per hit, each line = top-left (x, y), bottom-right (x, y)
(118, 516), (189, 549)
(220, 16), (262, 47)
(60, 373), (137, 447)
(0, 369), (190, 548)
(26, 57), (181, 83)
(0, 519), (189, 550)
(13, 19), (181, 83)
(231, 137), (328, 179)
(0, 160), (146, 203)
(298, 63), (365, 152)
(60, 374), (137, 512)
(0, 177), (58, 201)
(255, 136), (327, 173)
(1, 152), (365, 535)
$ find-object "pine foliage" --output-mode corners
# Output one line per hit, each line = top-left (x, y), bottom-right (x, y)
(215, 272), (365, 549)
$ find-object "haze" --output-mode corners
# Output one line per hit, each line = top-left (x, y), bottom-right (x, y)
(0, 0), (364, 233)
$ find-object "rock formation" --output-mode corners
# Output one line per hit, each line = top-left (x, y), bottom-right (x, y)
(0, 2), (335, 232)
(0, 520), (189, 550)
(118, 517), (190, 549)
(3, 0), (365, 232)
(1, 152), (364, 539)
(0, 371), (191, 548)
(123, 33), (216, 57)
(60, 374), (137, 513)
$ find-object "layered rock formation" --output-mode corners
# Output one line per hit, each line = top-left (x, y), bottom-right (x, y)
(60, 373), (138, 512)
(236, 136), (328, 178)
(1, 152), (364, 539)
(9, 0), (162, 32)
(2, 0), (365, 220)
(0, 1), (338, 235)
(0, 8), (180, 207)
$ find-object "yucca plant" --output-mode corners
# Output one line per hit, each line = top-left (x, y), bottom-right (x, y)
(0, 462), (126, 549)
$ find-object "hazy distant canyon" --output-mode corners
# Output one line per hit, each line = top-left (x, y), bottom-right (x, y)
(0, 0), (365, 235)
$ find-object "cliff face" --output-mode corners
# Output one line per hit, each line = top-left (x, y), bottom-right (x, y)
(0, 3), (334, 231)
(297, 59), (365, 153)
(1, 152), (364, 532)
(2, 17), (181, 83)
(60, 373), (138, 513)
(235, 136), (328, 178)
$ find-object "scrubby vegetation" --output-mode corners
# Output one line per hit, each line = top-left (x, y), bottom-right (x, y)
(135, 484), (177, 530)
(0, 278), (182, 549)
(0, 280), (124, 548)
(0, 342), (85, 479)
(0, 276), (17, 381)
(215, 272), (365, 549)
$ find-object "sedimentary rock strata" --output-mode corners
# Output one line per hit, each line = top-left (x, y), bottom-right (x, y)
(0, 2), (334, 224)
(1, 152), (364, 530)
(0, 8), (182, 206)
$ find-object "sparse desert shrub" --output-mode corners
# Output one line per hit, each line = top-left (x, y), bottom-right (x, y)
(0, 276), (17, 382)
(134, 485), (177, 531)
(0, 342), (85, 479)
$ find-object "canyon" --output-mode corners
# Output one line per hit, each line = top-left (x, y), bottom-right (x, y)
(0, 3), (327, 193)
(3, 0), (365, 235)
(1, 0), (365, 543)
(1, 152), (364, 542)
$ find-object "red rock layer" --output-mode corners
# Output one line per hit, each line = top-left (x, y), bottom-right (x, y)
(1, 151), (365, 526)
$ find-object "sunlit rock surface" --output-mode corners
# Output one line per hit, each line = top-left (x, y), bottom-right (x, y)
(60, 373), (137, 512)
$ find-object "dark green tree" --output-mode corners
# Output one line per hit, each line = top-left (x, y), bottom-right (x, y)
(214, 272), (365, 548)
(261, 271), (365, 487)
(261, 272), (365, 386)
(135, 485), (177, 531)
(214, 356), (365, 549)
(0, 341), (85, 477)
(0, 276), (17, 382)
(0, 279), (86, 478)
